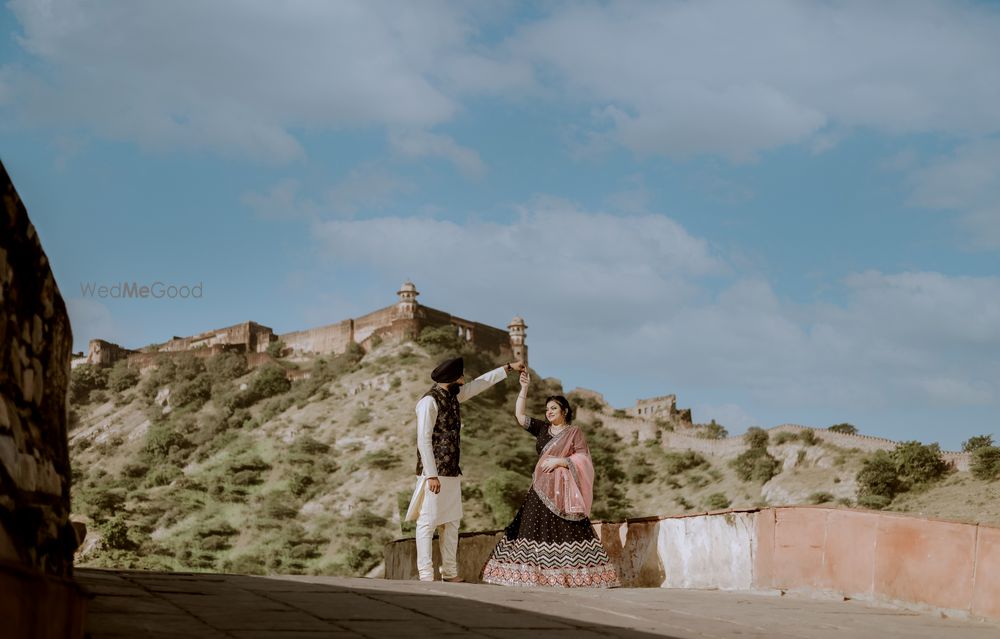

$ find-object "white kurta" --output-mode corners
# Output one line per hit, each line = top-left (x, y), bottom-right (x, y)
(405, 366), (509, 526)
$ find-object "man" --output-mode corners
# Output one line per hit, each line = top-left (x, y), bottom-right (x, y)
(405, 356), (525, 582)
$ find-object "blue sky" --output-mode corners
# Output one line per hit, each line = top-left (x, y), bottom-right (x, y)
(2, 1), (999, 449)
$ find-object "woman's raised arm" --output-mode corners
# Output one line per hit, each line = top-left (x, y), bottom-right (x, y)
(515, 370), (530, 428)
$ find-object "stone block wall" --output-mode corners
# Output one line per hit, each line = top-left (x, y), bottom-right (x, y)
(1, 160), (86, 636)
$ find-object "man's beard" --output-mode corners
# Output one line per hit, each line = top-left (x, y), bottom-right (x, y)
(447, 382), (463, 396)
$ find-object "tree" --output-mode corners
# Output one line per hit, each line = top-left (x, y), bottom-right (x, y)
(856, 450), (901, 505)
(963, 435), (994, 453)
(890, 441), (950, 488)
(971, 446), (1000, 481)
(743, 427), (769, 450)
(70, 364), (109, 404)
(828, 423), (858, 435)
(696, 420), (728, 440)
(483, 471), (527, 528)
(107, 360), (139, 392)
(416, 325), (465, 354)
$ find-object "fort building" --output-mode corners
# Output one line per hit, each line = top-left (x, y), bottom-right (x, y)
(80, 281), (527, 369)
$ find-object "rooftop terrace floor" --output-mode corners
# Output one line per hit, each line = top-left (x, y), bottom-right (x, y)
(78, 568), (997, 639)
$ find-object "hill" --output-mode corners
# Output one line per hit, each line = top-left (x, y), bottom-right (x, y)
(67, 334), (1000, 576)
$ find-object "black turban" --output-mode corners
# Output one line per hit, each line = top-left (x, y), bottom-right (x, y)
(431, 357), (464, 383)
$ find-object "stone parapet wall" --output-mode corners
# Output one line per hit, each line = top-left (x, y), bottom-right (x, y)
(384, 506), (1000, 621)
(1, 160), (86, 636)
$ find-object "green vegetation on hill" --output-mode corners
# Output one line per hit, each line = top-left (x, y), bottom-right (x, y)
(67, 338), (1000, 578)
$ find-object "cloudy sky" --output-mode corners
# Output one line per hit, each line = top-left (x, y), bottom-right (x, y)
(2, 0), (999, 449)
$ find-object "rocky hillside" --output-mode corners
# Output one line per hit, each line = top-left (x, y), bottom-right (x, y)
(67, 333), (1000, 576)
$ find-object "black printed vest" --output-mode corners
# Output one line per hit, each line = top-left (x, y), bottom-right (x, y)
(415, 385), (462, 477)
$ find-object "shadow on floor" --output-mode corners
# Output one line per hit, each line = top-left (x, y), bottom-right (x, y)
(78, 568), (683, 639)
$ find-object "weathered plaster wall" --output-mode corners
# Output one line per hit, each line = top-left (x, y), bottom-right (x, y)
(385, 505), (1000, 620)
(755, 506), (1000, 620)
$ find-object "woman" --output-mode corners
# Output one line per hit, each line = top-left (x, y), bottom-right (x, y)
(481, 371), (621, 588)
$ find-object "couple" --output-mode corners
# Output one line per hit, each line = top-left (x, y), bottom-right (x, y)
(404, 356), (620, 588)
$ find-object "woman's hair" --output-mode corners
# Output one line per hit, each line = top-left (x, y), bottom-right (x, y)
(544, 395), (574, 425)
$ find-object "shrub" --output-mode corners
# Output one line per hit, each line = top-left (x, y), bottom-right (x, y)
(228, 454), (271, 473)
(663, 450), (707, 474)
(108, 361), (140, 392)
(120, 462), (149, 479)
(70, 364), (109, 404)
(971, 446), (1000, 481)
(143, 424), (193, 462)
(772, 432), (798, 445)
(856, 450), (901, 502)
(416, 325), (465, 354)
(144, 464), (182, 488)
(266, 340), (286, 358)
(743, 427), (769, 450)
(628, 455), (655, 484)
(799, 430), (819, 446)
(963, 435), (994, 453)
(857, 494), (892, 510)
(731, 448), (781, 483)
(172, 353), (207, 382)
(828, 423), (858, 435)
(362, 449), (401, 470)
(101, 515), (133, 550)
(206, 352), (248, 384)
(289, 474), (315, 497)
(696, 420), (728, 440)
(809, 491), (835, 504)
(890, 441), (950, 488)
(291, 435), (331, 456)
(260, 493), (298, 520)
(390, 376), (402, 389)
(704, 493), (731, 510)
(483, 470), (527, 527)
(171, 373), (212, 409)
(348, 407), (372, 428)
(249, 363), (291, 401)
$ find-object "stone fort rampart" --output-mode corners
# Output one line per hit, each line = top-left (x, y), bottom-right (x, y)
(79, 281), (527, 372)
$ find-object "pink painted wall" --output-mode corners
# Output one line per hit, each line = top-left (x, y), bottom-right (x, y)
(755, 506), (999, 620)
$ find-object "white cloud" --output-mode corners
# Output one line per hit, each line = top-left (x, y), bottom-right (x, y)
(907, 139), (1000, 248)
(243, 167), (412, 219)
(510, 1), (1000, 158)
(325, 166), (414, 215)
(242, 179), (307, 220)
(309, 204), (1000, 444)
(388, 130), (486, 178)
(310, 197), (725, 328)
(3, 0), (526, 161)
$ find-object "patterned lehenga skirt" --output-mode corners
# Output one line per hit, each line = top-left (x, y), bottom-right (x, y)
(481, 487), (621, 588)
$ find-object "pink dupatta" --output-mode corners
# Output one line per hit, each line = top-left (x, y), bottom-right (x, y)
(532, 425), (594, 521)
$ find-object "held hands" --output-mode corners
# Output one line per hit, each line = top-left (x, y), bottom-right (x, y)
(427, 477), (441, 494)
(539, 457), (569, 473)
(508, 361), (526, 373)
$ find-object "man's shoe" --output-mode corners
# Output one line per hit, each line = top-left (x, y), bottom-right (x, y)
(442, 576), (465, 583)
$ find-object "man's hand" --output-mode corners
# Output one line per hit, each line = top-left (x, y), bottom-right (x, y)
(508, 361), (526, 373)
(427, 477), (441, 494)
